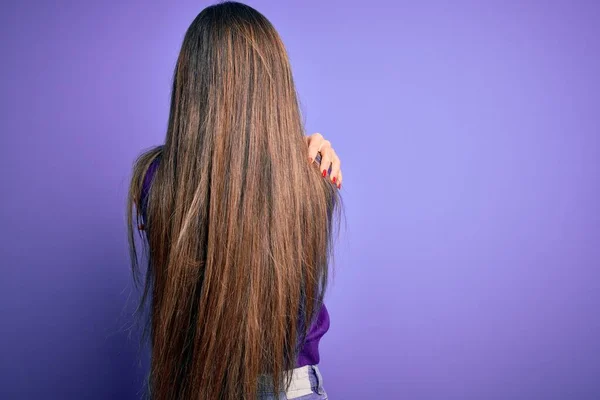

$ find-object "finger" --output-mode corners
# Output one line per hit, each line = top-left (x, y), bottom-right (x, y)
(329, 150), (341, 185)
(307, 133), (324, 163)
(337, 170), (342, 189)
(319, 147), (333, 178)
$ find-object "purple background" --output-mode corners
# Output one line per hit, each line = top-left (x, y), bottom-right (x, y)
(1, 1), (599, 399)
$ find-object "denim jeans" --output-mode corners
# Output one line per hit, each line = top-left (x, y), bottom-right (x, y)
(257, 365), (327, 400)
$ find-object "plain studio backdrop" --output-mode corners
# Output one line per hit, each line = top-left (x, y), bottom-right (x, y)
(1, 1), (598, 399)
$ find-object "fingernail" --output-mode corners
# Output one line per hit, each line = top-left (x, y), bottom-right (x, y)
(322, 169), (327, 177)
(338, 183), (341, 189)
(332, 177), (337, 183)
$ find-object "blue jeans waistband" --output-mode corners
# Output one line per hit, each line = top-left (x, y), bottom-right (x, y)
(257, 364), (327, 399)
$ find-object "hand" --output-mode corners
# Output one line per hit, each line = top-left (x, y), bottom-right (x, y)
(305, 133), (342, 189)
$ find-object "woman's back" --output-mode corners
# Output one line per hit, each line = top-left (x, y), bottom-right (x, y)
(127, 3), (339, 399)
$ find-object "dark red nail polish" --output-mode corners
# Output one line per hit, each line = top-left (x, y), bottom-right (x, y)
(322, 169), (327, 177)
(332, 177), (337, 183)
(338, 183), (341, 189)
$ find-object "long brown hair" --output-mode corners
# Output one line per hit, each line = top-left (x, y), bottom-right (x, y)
(127, 2), (339, 399)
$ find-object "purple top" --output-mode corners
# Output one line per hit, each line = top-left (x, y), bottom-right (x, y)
(140, 157), (329, 367)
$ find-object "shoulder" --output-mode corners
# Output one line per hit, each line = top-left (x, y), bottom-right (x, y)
(141, 154), (161, 200)
(137, 147), (163, 220)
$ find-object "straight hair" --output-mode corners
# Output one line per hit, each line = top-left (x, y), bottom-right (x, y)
(127, 2), (339, 399)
